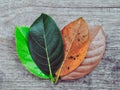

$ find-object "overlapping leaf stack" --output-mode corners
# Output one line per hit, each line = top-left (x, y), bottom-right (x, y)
(15, 13), (106, 84)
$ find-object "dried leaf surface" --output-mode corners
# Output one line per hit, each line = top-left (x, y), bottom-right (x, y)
(56, 18), (90, 76)
(61, 26), (106, 80)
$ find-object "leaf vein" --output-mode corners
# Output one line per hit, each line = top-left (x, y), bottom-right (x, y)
(31, 48), (47, 59)
(29, 34), (45, 50)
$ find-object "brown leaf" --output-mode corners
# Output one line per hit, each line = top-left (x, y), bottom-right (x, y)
(61, 26), (106, 80)
(55, 18), (90, 77)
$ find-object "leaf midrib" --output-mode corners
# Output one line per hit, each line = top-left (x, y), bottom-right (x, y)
(55, 19), (82, 83)
(42, 17), (54, 82)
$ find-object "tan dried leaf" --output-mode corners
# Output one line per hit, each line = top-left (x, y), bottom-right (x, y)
(61, 26), (106, 80)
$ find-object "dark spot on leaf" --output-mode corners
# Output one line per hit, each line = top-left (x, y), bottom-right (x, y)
(67, 67), (70, 70)
(76, 55), (79, 57)
(68, 56), (74, 59)
(68, 56), (76, 60)
(83, 35), (86, 38)
(78, 38), (80, 41)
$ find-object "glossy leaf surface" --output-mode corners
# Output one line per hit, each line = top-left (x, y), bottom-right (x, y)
(28, 13), (64, 82)
(15, 26), (49, 79)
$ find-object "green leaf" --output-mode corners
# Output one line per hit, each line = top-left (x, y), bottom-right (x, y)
(15, 26), (49, 79)
(28, 13), (64, 82)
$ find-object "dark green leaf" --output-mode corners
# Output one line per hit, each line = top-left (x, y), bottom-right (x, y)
(28, 13), (64, 82)
(15, 26), (49, 79)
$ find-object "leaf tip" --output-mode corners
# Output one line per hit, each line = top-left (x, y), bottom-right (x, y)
(41, 13), (49, 17)
(15, 25), (19, 29)
(15, 26), (20, 34)
(80, 17), (84, 20)
(41, 13), (46, 15)
(15, 26), (19, 35)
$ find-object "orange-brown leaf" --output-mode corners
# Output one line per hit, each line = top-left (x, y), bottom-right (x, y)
(61, 26), (106, 80)
(56, 18), (90, 77)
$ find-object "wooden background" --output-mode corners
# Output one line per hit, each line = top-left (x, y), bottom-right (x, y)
(0, 0), (120, 90)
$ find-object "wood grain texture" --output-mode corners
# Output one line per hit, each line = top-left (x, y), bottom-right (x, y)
(0, 0), (120, 90)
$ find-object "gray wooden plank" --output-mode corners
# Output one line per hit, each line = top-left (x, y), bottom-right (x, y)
(0, 0), (120, 90)
(0, 0), (120, 9)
